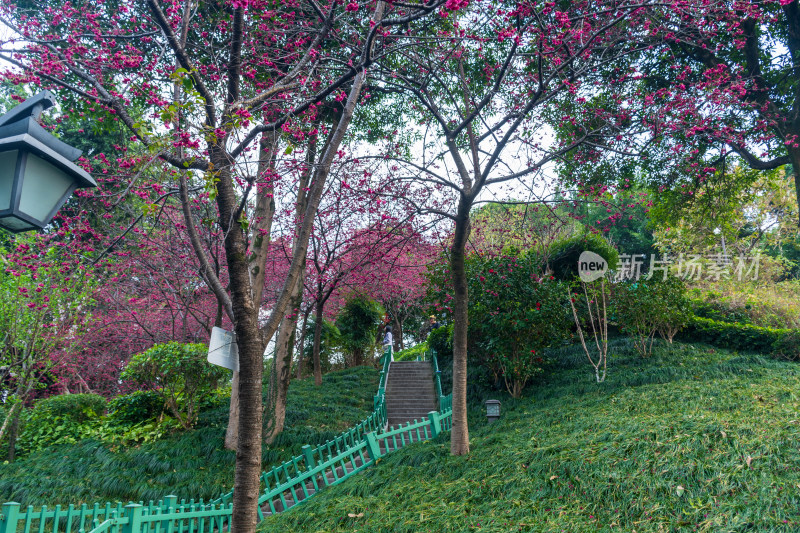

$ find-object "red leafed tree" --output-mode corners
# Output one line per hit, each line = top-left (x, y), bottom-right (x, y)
(0, 0), (447, 528)
(63, 204), (231, 396)
(298, 162), (425, 383)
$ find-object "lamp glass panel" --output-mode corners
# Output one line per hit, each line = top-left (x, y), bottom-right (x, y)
(487, 404), (499, 416)
(18, 153), (74, 222)
(0, 215), (35, 232)
(0, 150), (19, 211)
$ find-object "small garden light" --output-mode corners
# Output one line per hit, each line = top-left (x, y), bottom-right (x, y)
(485, 399), (501, 423)
(0, 91), (96, 233)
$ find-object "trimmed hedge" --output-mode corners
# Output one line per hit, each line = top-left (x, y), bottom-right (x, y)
(393, 342), (429, 361)
(682, 316), (792, 354)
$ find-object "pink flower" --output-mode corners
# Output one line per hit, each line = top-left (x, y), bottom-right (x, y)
(346, 2), (358, 11)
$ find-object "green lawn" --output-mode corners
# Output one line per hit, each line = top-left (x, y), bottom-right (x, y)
(0, 366), (378, 506)
(259, 340), (800, 532)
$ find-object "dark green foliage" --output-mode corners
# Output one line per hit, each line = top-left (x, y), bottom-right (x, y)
(548, 233), (619, 281)
(15, 394), (107, 456)
(427, 324), (453, 360)
(682, 316), (792, 354)
(121, 343), (229, 428)
(393, 342), (428, 361)
(0, 367), (378, 506)
(335, 294), (384, 366)
(259, 341), (800, 533)
(613, 277), (692, 356)
(427, 324), (454, 392)
(106, 390), (166, 425)
(773, 330), (800, 361)
(32, 394), (107, 421)
(470, 254), (571, 397)
(299, 317), (340, 375)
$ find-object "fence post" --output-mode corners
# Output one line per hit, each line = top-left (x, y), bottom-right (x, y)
(122, 504), (142, 533)
(428, 411), (441, 438)
(160, 496), (176, 533)
(364, 432), (382, 462)
(1, 502), (20, 533)
(302, 445), (316, 470)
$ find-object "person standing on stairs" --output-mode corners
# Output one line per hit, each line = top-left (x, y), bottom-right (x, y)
(382, 325), (393, 361)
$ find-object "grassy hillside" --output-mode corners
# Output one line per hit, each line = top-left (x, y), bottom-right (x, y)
(0, 366), (378, 506)
(259, 340), (800, 532)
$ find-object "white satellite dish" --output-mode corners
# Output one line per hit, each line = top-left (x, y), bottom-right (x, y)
(208, 326), (239, 371)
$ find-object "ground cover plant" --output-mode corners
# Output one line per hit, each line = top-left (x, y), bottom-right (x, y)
(0, 367), (377, 506)
(257, 340), (800, 532)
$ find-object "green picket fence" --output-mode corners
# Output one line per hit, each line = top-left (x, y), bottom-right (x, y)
(1, 347), (453, 533)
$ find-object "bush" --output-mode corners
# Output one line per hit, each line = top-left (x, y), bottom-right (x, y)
(335, 294), (384, 367)
(689, 280), (800, 329)
(15, 394), (106, 456)
(428, 323), (453, 361)
(682, 316), (791, 353)
(470, 254), (571, 397)
(772, 330), (800, 361)
(394, 342), (429, 361)
(548, 233), (619, 281)
(121, 342), (229, 429)
(614, 277), (692, 356)
(107, 390), (165, 425)
(300, 317), (340, 376)
(32, 393), (107, 421)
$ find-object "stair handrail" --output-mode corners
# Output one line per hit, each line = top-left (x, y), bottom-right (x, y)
(1, 345), (449, 533)
(373, 345), (392, 411)
(427, 349), (446, 409)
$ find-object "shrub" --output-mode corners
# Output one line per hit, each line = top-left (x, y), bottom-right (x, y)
(548, 233), (619, 281)
(427, 324), (453, 360)
(653, 277), (692, 343)
(614, 278), (692, 357)
(394, 342), (429, 361)
(300, 317), (340, 376)
(568, 279), (611, 383)
(689, 280), (800, 329)
(773, 331), (800, 360)
(612, 281), (660, 357)
(121, 342), (229, 429)
(335, 294), (384, 367)
(15, 394), (106, 456)
(470, 254), (571, 397)
(107, 390), (165, 425)
(682, 316), (791, 353)
(32, 393), (107, 421)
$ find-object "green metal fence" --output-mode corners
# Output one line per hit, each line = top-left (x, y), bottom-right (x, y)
(0, 346), (453, 533)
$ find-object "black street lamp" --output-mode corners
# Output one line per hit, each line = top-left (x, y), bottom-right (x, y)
(0, 91), (97, 233)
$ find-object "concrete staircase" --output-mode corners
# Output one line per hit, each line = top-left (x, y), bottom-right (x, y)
(259, 360), (440, 516)
(385, 361), (437, 427)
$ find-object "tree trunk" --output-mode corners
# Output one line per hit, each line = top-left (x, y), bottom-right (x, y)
(6, 407), (20, 462)
(224, 371), (240, 450)
(450, 198), (472, 456)
(788, 145), (800, 226)
(0, 402), (20, 449)
(210, 145), (264, 533)
(264, 273), (303, 445)
(295, 310), (310, 379)
(393, 316), (403, 352)
(312, 300), (324, 386)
